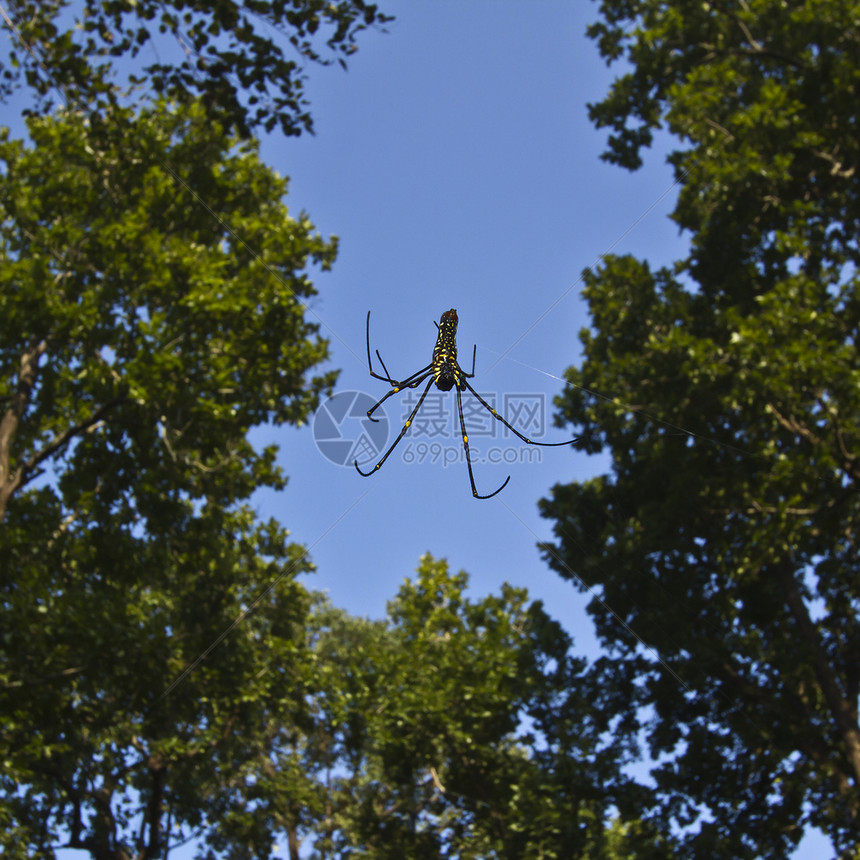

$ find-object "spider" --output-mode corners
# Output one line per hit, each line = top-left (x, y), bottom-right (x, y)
(354, 309), (578, 498)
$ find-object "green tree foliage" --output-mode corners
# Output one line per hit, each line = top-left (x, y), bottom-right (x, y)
(298, 554), (667, 859)
(0, 100), (337, 524)
(0, 0), (392, 136)
(542, 1), (860, 857)
(0, 100), (336, 858)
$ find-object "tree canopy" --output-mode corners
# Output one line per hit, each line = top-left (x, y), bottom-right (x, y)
(0, 99), (337, 859)
(11, 1), (860, 857)
(0, 99), (337, 524)
(1, 0), (392, 136)
(296, 554), (666, 859)
(542, 1), (860, 857)
(0, 7), (661, 857)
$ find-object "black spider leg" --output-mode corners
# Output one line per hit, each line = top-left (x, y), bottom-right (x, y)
(460, 343), (478, 378)
(458, 340), (575, 445)
(365, 365), (433, 422)
(365, 311), (404, 384)
(455, 381), (510, 499)
(460, 380), (579, 447)
(363, 310), (432, 421)
(355, 375), (435, 477)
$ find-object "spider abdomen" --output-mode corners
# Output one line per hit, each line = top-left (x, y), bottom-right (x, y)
(432, 309), (460, 391)
(434, 360), (458, 391)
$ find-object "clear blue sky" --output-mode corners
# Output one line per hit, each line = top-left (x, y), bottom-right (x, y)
(257, 0), (685, 634)
(11, 0), (826, 856)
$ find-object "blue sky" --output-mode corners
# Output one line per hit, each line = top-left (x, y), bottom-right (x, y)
(257, 1), (686, 636)
(7, 0), (828, 856)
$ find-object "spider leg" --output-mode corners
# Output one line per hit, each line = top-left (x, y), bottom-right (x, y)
(456, 384), (510, 499)
(461, 378), (579, 447)
(365, 311), (400, 384)
(355, 376), (436, 477)
(460, 343), (477, 378)
(365, 367), (433, 422)
(364, 311), (434, 419)
(375, 348), (395, 383)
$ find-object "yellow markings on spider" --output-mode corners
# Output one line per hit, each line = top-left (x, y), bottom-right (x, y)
(354, 309), (579, 499)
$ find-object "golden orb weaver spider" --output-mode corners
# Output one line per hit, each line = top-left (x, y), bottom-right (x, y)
(354, 309), (578, 499)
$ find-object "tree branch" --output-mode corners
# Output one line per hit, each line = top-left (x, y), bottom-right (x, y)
(776, 560), (860, 788)
(144, 765), (165, 859)
(0, 339), (47, 521)
(1, 664), (87, 689)
(710, 0), (806, 69)
(0, 343), (125, 522)
(24, 394), (127, 476)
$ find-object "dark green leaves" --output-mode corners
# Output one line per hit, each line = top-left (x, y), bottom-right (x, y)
(546, 1), (860, 856)
(1, 0), (393, 136)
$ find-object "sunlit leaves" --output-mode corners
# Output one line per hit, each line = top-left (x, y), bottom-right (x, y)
(298, 555), (653, 859)
(0, 100), (337, 525)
